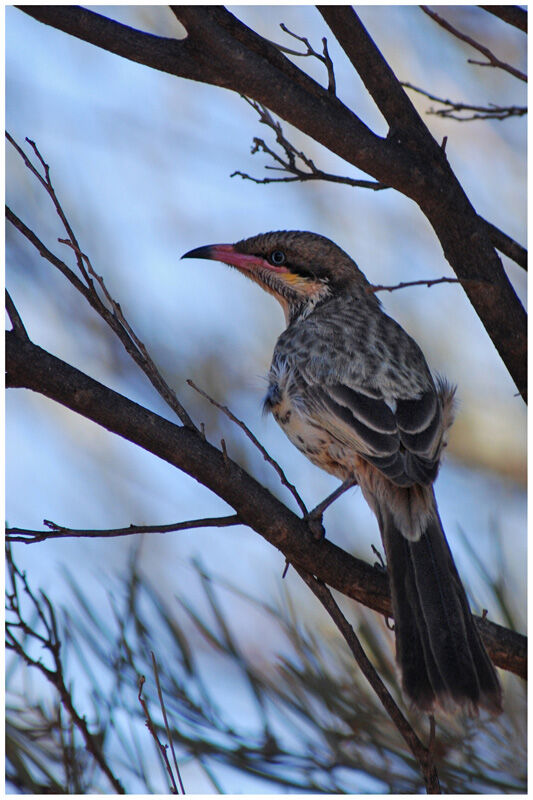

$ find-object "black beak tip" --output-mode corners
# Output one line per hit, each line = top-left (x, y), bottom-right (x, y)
(181, 244), (214, 260)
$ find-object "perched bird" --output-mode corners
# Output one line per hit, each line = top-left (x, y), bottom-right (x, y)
(182, 230), (502, 714)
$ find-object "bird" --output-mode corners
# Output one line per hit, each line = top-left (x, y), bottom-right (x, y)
(182, 230), (502, 714)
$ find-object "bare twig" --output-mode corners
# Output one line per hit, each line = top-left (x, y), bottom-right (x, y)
(233, 98), (386, 190)
(137, 675), (179, 793)
(277, 23), (336, 94)
(402, 81), (526, 121)
(57, 236), (195, 428)
(5, 544), (125, 793)
(421, 6), (527, 82)
(308, 478), (357, 521)
(5, 290), (29, 341)
(481, 218), (527, 271)
(6, 133), (92, 286)
(6, 514), (241, 544)
(187, 378), (308, 516)
(151, 652), (185, 794)
(5, 133), (196, 430)
(367, 276), (485, 293)
(293, 567), (441, 793)
(304, 478), (358, 540)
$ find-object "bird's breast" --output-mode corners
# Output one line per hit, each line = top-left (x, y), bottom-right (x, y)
(263, 360), (356, 480)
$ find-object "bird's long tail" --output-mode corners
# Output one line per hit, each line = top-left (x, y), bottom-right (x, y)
(379, 494), (502, 714)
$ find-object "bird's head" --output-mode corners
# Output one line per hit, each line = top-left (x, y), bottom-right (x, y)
(182, 230), (373, 324)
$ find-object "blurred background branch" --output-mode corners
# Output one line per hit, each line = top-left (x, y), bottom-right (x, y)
(5, 545), (526, 792)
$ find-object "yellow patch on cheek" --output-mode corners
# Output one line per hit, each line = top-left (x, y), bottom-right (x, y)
(281, 273), (322, 295)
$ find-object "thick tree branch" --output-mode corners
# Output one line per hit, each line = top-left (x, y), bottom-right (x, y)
(17, 6), (526, 399)
(6, 331), (526, 680)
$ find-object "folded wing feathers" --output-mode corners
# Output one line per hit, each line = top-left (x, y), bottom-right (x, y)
(313, 382), (444, 487)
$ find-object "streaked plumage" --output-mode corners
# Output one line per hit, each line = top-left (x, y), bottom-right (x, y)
(183, 230), (502, 714)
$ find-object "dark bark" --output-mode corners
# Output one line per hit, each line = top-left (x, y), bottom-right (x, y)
(17, 4), (527, 402)
(6, 330), (526, 680)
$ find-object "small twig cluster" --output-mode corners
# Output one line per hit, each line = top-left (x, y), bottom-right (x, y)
(402, 82), (526, 122)
(232, 97), (386, 190)
(275, 22), (336, 94)
(5, 543), (125, 793)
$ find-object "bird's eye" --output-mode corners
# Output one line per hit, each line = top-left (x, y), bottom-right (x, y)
(269, 250), (286, 266)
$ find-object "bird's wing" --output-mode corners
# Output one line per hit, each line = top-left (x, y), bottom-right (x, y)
(303, 380), (443, 486)
(284, 342), (442, 488)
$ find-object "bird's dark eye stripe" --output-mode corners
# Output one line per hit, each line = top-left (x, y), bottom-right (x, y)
(290, 264), (320, 280)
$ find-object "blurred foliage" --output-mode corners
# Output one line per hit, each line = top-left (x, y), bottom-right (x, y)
(6, 542), (526, 794)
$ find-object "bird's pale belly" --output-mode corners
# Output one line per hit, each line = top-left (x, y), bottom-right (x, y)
(266, 381), (355, 480)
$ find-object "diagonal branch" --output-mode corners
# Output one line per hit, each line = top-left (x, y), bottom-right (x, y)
(187, 378), (308, 516)
(295, 567), (441, 792)
(6, 134), (196, 429)
(5, 290), (29, 341)
(318, 5), (526, 401)
(421, 6), (527, 82)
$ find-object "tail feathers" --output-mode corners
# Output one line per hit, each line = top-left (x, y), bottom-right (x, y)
(380, 502), (502, 714)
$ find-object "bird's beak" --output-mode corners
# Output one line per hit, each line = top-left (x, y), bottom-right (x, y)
(182, 243), (268, 272)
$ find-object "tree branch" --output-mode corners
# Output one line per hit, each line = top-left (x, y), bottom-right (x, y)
(6, 515), (242, 544)
(187, 377), (308, 516)
(17, 6), (527, 399)
(368, 276), (480, 294)
(6, 134), (196, 429)
(295, 567), (441, 793)
(6, 331), (526, 680)
(5, 290), (29, 341)
(421, 6), (527, 82)
(401, 81), (527, 121)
